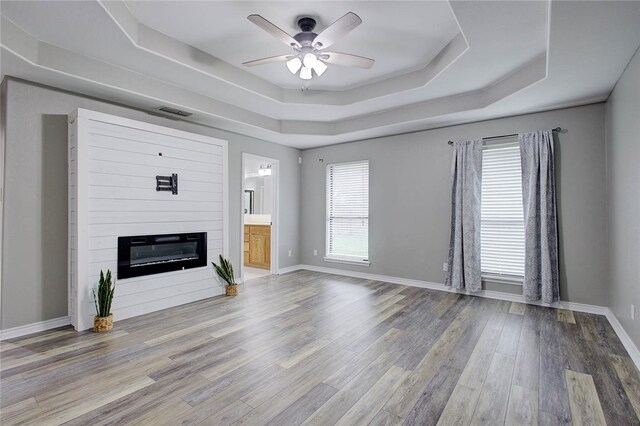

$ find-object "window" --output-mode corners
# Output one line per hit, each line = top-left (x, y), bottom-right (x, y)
(326, 160), (369, 265)
(481, 139), (525, 282)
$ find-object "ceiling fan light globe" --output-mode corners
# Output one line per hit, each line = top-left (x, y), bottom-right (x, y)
(303, 53), (318, 68)
(313, 60), (328, 76)
(286, 57), (302, 74)
(299, 66), (313, 80)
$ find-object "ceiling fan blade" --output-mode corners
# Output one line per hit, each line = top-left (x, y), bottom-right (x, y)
(320, 52), (374, 69)
(242, 55), (292, 67)
(313, 12), (362, 50)
(247, 15), (301, 48)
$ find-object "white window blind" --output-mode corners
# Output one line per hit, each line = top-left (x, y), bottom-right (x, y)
(481, 139), (525, 281)
(326, 160), (369, 263)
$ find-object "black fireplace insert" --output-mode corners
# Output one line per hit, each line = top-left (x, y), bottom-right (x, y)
(118, 232), (207, 279)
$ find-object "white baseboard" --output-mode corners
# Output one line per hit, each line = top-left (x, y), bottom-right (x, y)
(285, 263), (640, 369)
(0, 316), (71, 341)
(4, 267), (637, 372)
(292, 264), (607, 315)
(605, 308), (640, 370)
(277, 264), (305, 275)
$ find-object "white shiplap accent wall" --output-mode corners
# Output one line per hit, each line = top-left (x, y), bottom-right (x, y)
(69, 109), (228, 331)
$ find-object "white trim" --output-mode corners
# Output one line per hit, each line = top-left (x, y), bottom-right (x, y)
(482, 273), (523, 286)
(73, 110), (90, 331)
(0, 79), (7, 319)
(281, 266), (640, 362)
(5, 269), (637, 373)
(281, 264), (607, 316)
(271, 159), (279, 275)
(75, 109), (226, 146)
(277, 264), (304, 275)
(606, 308), (640, 371)
(323, 256), (370, 266)
(222, 140), (229, 261)
(0, 317), (71, 341)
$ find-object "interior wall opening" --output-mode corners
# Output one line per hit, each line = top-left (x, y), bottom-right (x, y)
(241, 153), (278, 282)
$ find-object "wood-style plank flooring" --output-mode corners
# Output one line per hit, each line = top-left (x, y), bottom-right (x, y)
(1, 270), (639, 425)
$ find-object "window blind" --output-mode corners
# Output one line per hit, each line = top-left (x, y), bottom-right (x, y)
(326, 160), (369, 262)
(481, 139), (525, 280)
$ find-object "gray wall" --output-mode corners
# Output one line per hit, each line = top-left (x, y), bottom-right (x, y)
(1, 78), (301, 329)
(301, 104), (608, 306)
(0, 77), (617, 330)
(606, 47), (640, 348)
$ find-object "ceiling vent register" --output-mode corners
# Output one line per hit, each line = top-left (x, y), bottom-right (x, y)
(158, 106), (193, 117)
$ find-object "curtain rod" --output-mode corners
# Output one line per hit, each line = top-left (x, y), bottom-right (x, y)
(447, 127), (563, 145)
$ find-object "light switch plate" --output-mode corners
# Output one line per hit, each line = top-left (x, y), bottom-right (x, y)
(313, 249), (318, 256)
(443, 262), (448, 272)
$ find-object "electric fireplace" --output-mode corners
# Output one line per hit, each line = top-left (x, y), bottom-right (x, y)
(117, 232), (207, 279)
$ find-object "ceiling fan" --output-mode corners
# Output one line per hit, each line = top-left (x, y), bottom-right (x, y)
(243, 12), (375, 80)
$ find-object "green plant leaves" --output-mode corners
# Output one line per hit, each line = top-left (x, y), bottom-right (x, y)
(94, 269), (115, 317)
(212, 254), (236, 286)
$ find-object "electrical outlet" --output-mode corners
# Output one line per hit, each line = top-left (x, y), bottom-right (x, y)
(443, 262), (448, 272)
(632, 304), (636, 321)
(288, 250), (292, 257)
(313, 249), (318, 256)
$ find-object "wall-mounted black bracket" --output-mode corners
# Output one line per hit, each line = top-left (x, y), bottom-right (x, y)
(156, 173), (178, 194)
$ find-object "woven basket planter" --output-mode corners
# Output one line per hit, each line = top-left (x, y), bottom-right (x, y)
(226, 285), (238, 297)
(93, 313), (113, 333)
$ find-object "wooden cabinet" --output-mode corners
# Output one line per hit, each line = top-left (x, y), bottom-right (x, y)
(244, 224), (271, 269)
(244, 226), (250, 264)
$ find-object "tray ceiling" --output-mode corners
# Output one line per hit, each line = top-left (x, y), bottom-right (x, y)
(1, 1), (640, 148)
(124, 1), (461, 91)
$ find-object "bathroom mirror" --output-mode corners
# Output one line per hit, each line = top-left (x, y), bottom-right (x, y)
(244, 190), (254, 214)
(244, 175), (273, 215)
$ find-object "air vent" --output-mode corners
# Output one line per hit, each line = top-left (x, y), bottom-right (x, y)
(157, 106), (193, 117)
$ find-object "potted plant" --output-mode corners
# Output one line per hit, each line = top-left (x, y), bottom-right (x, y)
(212, 255), (238, 296)
(93, 269), (115, 332)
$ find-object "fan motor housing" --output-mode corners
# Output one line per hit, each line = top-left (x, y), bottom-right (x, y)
(294, 32), (317, 46)
(297, 17), (316, 32)
(294, 17), (318, 46)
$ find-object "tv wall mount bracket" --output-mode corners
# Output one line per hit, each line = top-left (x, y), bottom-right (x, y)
(156, 173), (178, 195)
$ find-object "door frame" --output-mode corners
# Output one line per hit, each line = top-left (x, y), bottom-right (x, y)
(240, 153), (279, 281)
(0, 80), (6, 315)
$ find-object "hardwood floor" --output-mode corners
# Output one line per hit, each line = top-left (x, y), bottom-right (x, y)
(1, 270), (639, 425)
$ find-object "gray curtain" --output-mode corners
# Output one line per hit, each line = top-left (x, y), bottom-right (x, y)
(519, 130), (560, 303)
(446, 139), (483, 292)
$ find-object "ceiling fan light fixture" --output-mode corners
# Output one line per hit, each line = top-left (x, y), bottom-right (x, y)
(286, 57), (302, 74)
(303, 53), (318, 68)
(313, 60), (328, 76)
(246, 12), (374, 81)
(299, 66), (313, 80)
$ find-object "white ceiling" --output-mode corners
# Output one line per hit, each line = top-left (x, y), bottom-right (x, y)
(124, 0), (461, 91)
(1, 1), (640, 149)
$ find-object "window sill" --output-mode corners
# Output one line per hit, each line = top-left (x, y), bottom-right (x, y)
(323, 256), (370, 267)
(482, 273), (523, 286)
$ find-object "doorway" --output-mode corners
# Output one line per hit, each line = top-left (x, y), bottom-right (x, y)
(241, 153), (278, 282)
